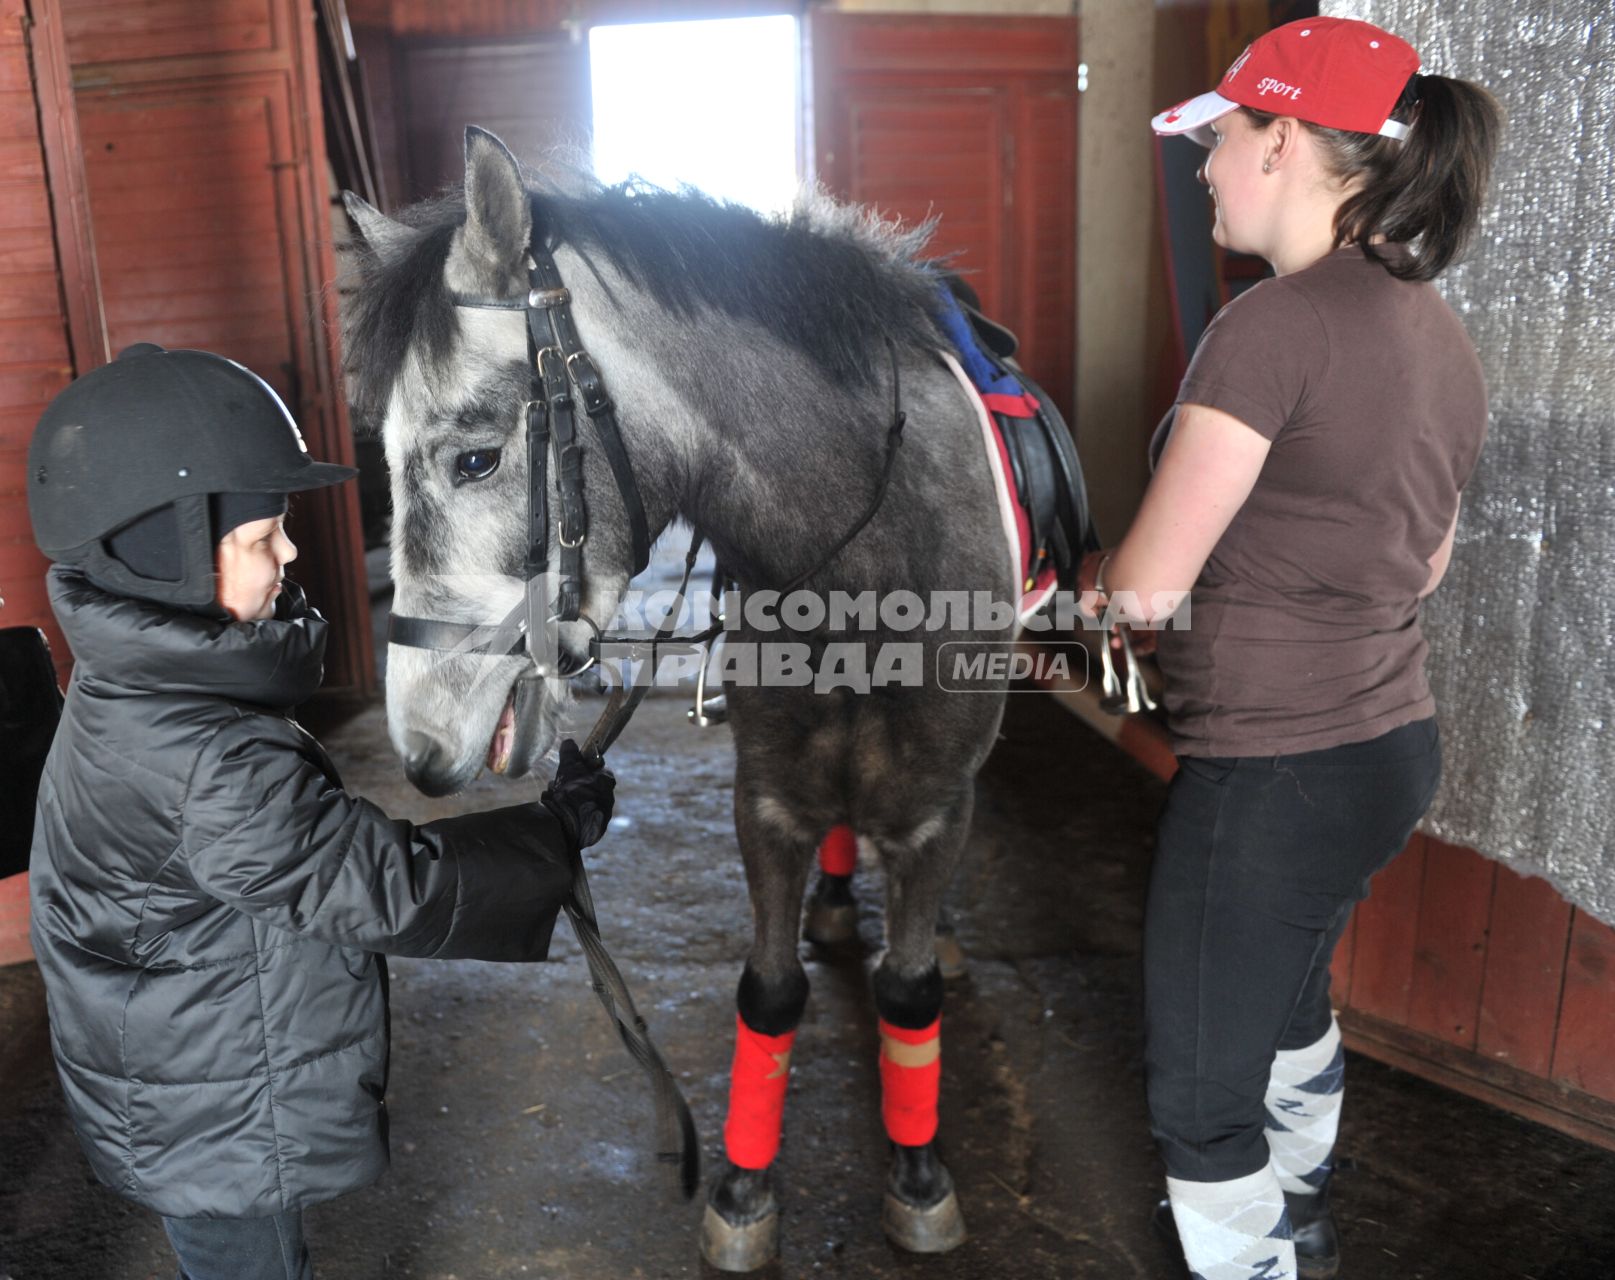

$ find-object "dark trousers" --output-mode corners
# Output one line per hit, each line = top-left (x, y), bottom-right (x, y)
(162, 1209), (313, 1280)
(1144, 716), (1442, 1183)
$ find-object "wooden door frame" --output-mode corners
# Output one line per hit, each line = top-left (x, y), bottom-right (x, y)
(804, 10), (1080, 419)
(23, 0), (105, 372)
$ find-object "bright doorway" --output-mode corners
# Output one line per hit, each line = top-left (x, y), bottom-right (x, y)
(588, 15), (801, 214)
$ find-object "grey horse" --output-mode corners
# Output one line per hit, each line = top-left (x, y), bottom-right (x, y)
(343, 126), (1027, 1269)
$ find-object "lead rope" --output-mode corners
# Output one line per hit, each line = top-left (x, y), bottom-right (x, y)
(540, 532), (709, 1202)
(554, 855), (701, 1199)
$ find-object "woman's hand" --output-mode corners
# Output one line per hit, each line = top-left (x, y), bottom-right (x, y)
(1076, 548), (1130, 660)
(1078, 547), (1158, 656)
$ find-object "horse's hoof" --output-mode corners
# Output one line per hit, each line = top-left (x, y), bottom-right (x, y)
(803, 874), (859, 949)
(699, 1202), (780, 1272)
(883, 1187), (967, 1254)
(803, 900), (859, 948)
(933, 930), (968, 980)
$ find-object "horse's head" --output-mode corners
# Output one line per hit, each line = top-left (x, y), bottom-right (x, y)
(344, 129), (638, 796)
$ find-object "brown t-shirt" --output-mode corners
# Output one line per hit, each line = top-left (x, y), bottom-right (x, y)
(1150, 246), (1487, 757)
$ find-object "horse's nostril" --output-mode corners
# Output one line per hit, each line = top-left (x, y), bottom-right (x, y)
(401, 731), (456, 796)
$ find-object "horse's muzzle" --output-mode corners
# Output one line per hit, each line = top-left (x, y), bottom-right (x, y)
(401, 730), (461, 797)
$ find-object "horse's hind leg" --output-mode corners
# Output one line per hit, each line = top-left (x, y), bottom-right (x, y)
(803, 826), (970, 980)
(700, 782), (818, 1273)
(873, 789), (973, 1253)
(802, 825), (859, 948)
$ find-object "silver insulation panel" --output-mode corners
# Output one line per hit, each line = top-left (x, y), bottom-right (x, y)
(1321, 1), (1614, 920)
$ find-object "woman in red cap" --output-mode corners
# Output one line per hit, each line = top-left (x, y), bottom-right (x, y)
(1084, 17), (1500, 1279)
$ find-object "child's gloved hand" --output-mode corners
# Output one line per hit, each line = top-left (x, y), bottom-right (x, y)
(540, 738), (616, 851)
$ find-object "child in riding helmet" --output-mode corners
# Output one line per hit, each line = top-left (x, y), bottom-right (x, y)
(1083, 17), (1500, 1280)
(26, 344), (614, 1280)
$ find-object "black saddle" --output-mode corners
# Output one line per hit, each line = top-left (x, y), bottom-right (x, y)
(940, 274), (1100, 588)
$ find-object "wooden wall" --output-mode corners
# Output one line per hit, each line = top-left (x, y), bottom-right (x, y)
(808, 11), (1079, 421)
(0, 0), (76, 683)
(1332, 837), (1615, 1149)
(0, 0), (376, 966)
(347, 0), (793, 36)
(2, 0), (372, 697)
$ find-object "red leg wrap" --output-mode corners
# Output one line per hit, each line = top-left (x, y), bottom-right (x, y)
(878, 1016), (941, 1146)
(723, 1014), (797, 1169)
(819, 824), (858, 877)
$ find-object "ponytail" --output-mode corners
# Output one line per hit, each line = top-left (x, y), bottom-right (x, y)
(1243, 74), (1503, 282)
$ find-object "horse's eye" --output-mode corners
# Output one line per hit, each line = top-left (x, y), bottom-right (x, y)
(455, 448), (501, 482)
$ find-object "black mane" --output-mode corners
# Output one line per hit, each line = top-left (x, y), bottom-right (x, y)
(342, 182), (949, 431)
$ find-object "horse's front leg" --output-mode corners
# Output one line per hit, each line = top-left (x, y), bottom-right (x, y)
(700, 778), (818, 1272)
(872, 786), (973, 1254)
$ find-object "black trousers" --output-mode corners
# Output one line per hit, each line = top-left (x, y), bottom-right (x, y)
(1144, 716), (1442, 1183)
(162, 1209), (313, 1280)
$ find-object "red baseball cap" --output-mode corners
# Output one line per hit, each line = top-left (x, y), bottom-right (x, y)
(1151, 17), (1419, 147)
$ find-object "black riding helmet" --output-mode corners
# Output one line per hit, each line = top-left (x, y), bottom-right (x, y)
(28, 344), (355, 609)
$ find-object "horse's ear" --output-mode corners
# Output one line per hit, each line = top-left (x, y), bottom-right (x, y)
(463, 126), (532, 275)
(343, 191), (413, 259)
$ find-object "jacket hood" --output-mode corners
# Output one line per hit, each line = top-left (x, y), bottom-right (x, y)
(48, 565), (329, 708)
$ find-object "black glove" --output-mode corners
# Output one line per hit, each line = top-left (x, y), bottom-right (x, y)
(540, 738), (616, 851)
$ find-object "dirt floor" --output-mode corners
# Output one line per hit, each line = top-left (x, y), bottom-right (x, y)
(5, 613), (1615, 1278)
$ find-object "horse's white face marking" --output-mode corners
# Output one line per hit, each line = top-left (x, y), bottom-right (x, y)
(381, 250), (691, 792)
(381, 296), (569, 791)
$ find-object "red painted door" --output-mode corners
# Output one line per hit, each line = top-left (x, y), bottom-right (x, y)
(55, 0), (373, 697)
(806, 11), (1079, 421)
(0, 0), (80, 683)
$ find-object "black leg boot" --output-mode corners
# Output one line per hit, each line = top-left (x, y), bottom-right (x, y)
(1284, 1173), (1340, 1279)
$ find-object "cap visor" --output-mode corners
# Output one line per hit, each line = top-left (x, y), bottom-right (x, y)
(1151, 90), (1238, 147)
(266, 460), (360, 493)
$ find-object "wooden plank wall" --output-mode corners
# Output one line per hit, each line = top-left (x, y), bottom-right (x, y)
(808, 11), (1079, 422)
(1332, 835), (1615, 1148)
(395, 36), (591, 201)
(0, 0), (74, 682)
(56, 0), (374, 698)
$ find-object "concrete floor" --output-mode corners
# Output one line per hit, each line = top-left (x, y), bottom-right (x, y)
(5, 643), (1615, 1278)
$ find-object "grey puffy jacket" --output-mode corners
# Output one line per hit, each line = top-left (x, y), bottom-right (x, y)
(29, 568), (572, 1218)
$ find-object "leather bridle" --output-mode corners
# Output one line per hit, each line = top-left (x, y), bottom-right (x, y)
(386, 243), (654, 682)
(384, 235), (909, 754)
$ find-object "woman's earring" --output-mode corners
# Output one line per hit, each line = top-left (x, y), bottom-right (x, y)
(1262, 160), (1272, 173)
